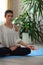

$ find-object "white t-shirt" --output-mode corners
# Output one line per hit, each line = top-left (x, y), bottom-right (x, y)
(0, 25), (21, 47)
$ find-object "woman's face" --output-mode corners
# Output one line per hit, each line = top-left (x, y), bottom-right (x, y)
(5, 13), (13, 23)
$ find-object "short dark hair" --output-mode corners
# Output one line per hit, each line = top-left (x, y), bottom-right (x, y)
(5, 10), (13, 17)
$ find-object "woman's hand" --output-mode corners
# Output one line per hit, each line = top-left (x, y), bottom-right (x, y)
(10, 45), (19, 51)
(27, 45), (36, 50)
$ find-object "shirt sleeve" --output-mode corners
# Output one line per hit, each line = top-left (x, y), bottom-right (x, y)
(0, 26), (2, 43)
(0, 26), (4, 47)
(15, 31), (22, 44)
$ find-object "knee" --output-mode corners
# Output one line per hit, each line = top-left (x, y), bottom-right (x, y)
(26, 48), (31, 54)
(0, 47), (10, 56)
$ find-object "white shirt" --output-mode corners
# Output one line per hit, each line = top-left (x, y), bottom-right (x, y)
(0, 25), (21, 47)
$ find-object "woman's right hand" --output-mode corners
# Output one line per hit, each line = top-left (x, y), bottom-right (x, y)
(10, 46), (18, 51)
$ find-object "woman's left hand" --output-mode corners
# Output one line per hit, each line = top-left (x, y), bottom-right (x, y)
(27, 45), (36, 50)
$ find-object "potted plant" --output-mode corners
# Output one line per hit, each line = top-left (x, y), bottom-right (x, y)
(13, 13), (33, 44)
(13, 0), (43, 44)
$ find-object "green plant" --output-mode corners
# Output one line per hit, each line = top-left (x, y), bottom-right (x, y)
(13, 0), (43, 43)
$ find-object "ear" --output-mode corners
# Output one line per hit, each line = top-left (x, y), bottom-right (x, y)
(14, 24), (19, 32)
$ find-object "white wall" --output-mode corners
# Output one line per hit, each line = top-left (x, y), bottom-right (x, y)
(0, 0), (7, 25)
(12, 0), (22, 18)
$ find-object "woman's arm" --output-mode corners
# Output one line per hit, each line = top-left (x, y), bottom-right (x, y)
(0, 26), (4, 47)
(14, 24), (36, 50)
(18, 41), (36, 50)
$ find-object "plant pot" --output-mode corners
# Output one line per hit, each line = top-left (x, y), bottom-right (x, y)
(22, 33), (32, 44)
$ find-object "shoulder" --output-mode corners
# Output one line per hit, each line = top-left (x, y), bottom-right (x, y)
(14, 24), (19, 32)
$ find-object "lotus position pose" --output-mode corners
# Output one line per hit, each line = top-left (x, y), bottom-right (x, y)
(0, 10), (36, 56)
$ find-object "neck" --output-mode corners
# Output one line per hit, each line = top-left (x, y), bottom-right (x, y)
(4, 21), (13, 27)
(5, 21), (12, 26)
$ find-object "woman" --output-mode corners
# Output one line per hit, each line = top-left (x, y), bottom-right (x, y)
(0, 10), (35, 56)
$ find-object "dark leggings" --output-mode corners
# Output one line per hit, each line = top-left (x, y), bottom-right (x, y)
(0, 47), (11, 57)
(0, 47), (31, 56)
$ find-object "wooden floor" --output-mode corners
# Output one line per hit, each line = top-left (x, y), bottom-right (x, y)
(0, 56), (43, 65)
(0, 44), (43, 65)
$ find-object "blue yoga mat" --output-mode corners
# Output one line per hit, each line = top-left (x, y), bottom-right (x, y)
(0, 48), (43, 58)
(27, 48), (43, 56)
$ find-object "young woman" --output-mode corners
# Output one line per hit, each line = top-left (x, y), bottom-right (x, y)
(0, 10), (35, 56)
